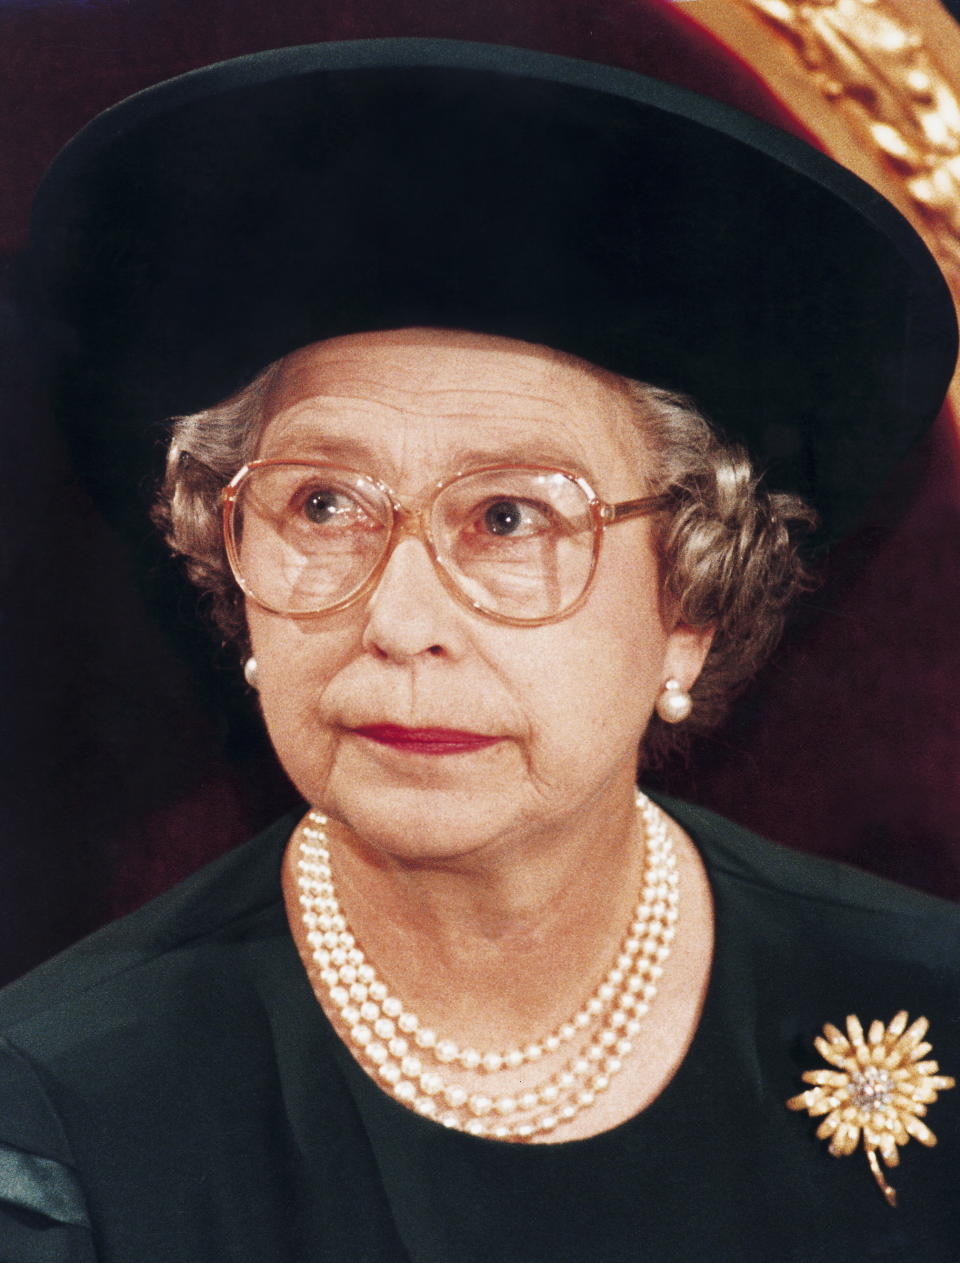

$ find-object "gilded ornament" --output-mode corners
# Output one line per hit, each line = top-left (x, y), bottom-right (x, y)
(742, 0), (960, 295)
(787, 1011), (955, 1205)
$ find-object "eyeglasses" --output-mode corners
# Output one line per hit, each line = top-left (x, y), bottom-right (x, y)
(221, 460), (673, 626)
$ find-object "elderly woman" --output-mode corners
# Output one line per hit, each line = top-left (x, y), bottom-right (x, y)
(2, 39), (959, 1263)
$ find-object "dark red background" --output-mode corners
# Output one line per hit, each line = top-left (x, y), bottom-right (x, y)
(2, 0), (959, 986)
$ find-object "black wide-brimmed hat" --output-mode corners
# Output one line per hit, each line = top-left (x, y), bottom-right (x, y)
(25, 39), (957, 539)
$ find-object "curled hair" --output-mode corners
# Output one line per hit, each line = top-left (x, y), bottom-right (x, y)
(152, 360), (282, 648)
(154, 353), (816, 758)
(623, 381), (817, 761)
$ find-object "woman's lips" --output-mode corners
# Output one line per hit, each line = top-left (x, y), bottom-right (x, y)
(351, 724), (501, 755)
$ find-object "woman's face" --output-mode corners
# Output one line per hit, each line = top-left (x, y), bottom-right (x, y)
(246, 329), (711, 862)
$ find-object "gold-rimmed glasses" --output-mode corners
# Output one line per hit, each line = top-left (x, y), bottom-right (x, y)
(221, 460), (673, 627)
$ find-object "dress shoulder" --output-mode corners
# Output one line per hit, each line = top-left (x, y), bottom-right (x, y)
(659, 791), (960, 921)
(0, 1036), (95, 1261)
(0, 809), (299, 1039)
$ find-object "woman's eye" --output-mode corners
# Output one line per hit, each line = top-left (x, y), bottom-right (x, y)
(287, 484), (370, 529)
(479, 498), (552, 538)
(302, 489), (346, 525)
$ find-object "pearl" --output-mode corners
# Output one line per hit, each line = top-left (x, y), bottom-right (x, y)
(297, 790), (678, 1138)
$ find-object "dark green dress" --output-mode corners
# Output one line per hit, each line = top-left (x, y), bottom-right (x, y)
(1, 796), (958, 1261)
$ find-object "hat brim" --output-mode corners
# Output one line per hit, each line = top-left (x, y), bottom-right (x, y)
(26, 38), (958, 539)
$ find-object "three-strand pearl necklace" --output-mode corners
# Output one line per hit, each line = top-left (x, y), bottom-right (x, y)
(295, 790), (678, 1141)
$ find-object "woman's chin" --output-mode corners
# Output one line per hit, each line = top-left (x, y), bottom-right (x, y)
(297, 736), (516, 859)
(318, 777), (524, 868)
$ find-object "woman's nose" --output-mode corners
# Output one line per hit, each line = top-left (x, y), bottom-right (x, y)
(361, 536), (468, 662)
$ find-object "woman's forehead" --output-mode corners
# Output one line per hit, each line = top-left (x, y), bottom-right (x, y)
(258, 328), (645, 481)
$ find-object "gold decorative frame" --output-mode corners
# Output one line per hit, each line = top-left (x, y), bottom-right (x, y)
(686, 0), (960, 410)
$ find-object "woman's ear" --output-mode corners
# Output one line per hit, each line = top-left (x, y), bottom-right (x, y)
(661, 619), (715, 697)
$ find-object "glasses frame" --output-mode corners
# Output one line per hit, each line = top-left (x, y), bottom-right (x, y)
(221, 458), (674, 627)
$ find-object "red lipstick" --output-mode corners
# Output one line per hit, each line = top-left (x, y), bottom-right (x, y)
(352, 724), (500, 755)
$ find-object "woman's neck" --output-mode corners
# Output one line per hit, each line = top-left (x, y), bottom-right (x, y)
(286, 785), (645, 1052)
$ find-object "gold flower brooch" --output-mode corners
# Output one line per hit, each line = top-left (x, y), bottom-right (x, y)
(787, 1012), (955, 1206)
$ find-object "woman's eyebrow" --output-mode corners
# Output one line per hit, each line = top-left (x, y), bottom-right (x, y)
(448, 441), (592, 475)
(257, 431), (376, 465)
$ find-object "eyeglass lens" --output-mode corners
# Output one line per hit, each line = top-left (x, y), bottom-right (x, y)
(229, 464), (597, 621)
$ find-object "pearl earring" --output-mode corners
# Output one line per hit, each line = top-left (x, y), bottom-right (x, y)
(243, 656), (259, 689)
(655, 678), (692, 724)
